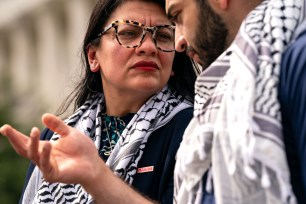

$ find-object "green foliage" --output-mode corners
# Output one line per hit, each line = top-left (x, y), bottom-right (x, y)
(0, 104), (29, 203)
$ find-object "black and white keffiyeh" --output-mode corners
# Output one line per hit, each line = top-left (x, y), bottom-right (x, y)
(22, 86), (192, 203)
(174, 0), (305, 204)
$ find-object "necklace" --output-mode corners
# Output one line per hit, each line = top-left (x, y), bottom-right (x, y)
(103, 118), (114, 156)
(102, 114), (127, 157)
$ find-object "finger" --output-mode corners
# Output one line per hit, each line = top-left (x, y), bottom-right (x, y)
(29, 127), (41, 165)
(0, 124), (30, 157)
(42, 113), (70, 137)
(39, 142), (56, 182)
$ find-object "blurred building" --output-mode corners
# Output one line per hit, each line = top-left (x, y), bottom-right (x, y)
(0, 0), (95, 127)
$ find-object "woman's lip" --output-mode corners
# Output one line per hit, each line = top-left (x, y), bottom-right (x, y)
(132, 61), (159, 69)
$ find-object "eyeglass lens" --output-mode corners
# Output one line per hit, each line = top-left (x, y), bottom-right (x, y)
(116, 24), (175, 52)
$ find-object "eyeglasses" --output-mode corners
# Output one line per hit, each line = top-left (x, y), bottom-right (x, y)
(97, 20), (176, 52)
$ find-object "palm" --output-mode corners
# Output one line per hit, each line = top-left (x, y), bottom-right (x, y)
(50, 127), (102, 183)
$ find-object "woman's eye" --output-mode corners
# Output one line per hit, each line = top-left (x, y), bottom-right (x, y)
(156, 32), (172, 41)
(118, 31), (138, 37)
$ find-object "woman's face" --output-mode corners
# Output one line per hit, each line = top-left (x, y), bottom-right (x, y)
(89, 1), (175, 99)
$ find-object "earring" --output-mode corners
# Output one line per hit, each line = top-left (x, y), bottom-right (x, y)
(90, 61), (100, 72)
(91, 61), (97, 69)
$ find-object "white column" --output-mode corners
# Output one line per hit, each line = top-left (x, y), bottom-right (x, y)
(7, 20), (41, 125)
(64, 0), (93, 69)
(0, 38), (9, 105)
(9, 22), (34, 96)
(63, 0), (95, 83)
(35, 3), (66, 113)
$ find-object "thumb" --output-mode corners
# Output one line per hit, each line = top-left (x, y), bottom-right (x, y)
(42, 113), (70, 137)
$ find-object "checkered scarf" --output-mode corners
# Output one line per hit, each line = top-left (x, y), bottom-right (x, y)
(22, 86), (192, 203)
(174, 0), (305, 203)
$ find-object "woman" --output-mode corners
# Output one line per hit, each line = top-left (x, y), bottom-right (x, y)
(0, 0), (196, 203)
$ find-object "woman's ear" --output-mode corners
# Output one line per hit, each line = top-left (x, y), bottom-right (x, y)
(87, 45), (100, 72)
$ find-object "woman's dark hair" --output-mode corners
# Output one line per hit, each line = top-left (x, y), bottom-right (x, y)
(57, 0), (197, 116)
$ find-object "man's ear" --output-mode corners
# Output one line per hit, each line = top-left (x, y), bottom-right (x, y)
(87, 45), (100, 72)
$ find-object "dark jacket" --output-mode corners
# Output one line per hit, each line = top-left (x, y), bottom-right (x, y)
(279, 29), (306, 204)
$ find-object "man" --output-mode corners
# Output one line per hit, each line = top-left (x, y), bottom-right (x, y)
(166, 0), (306, 203)
(1, 0), (305, 204)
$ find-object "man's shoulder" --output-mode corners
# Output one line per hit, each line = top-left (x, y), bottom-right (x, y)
(281, 29), (306, 81)
(283, 30), (306, 64)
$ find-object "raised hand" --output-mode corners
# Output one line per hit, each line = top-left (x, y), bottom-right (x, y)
(1, 113), (154, 204)
(0, 113), (103, 186)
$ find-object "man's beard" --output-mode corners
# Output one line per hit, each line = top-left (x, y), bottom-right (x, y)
(194, 0), (228, 69)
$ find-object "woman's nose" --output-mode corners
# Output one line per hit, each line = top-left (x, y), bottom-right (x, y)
(175, 35), (187, 53)
(135, 32), (158, 55)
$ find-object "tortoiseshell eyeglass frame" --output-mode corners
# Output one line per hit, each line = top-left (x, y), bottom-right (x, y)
(96, 19), (176, 52)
